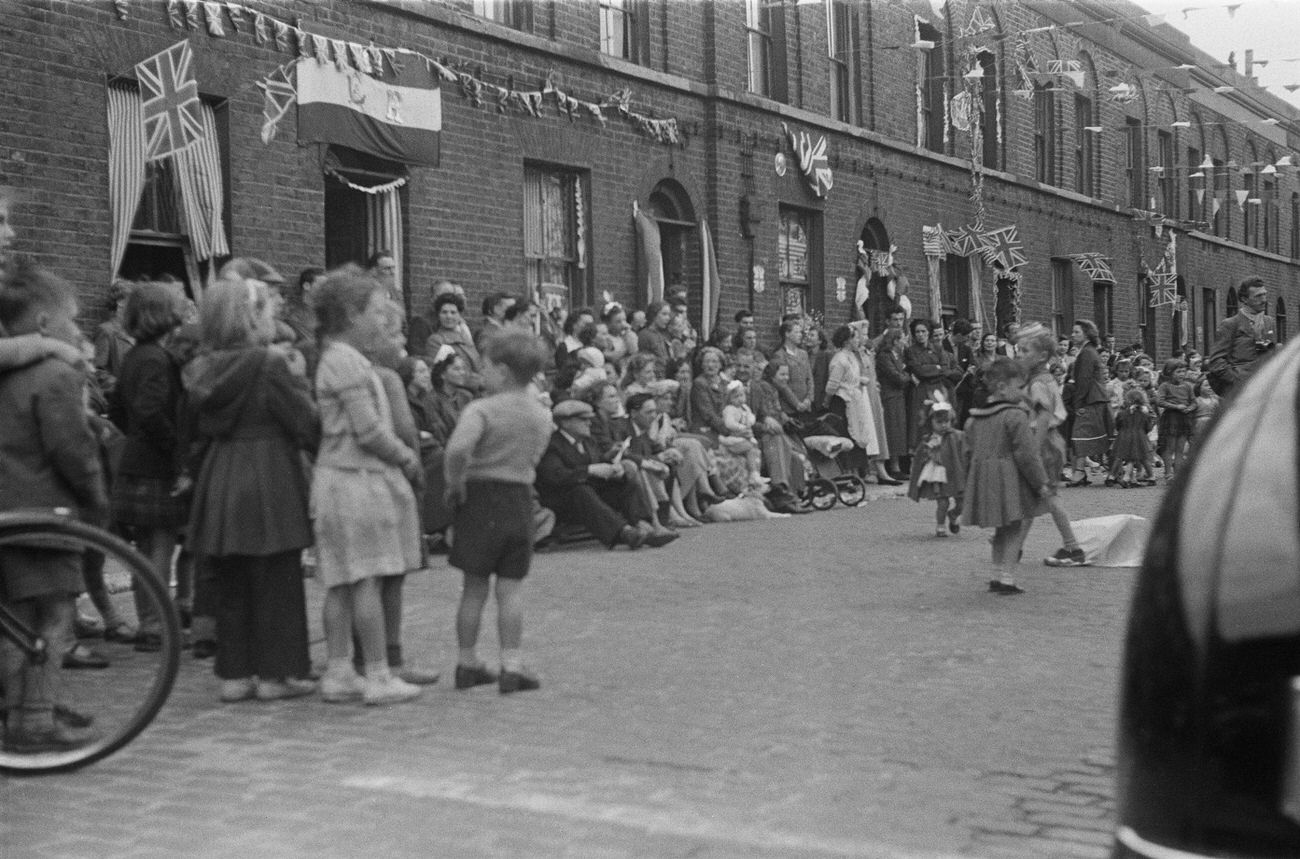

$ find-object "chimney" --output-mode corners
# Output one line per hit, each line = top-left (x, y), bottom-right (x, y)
(1245, 49), (1256, 80)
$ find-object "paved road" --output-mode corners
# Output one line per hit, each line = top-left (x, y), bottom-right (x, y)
(1, 484), (1164, 858)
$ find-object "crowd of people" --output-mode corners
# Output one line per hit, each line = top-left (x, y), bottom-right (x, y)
(0, 173), (1279, 751)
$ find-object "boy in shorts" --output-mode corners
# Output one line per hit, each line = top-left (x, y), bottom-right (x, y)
(443, 330), (553, 694)
(0, 260), (108, 751)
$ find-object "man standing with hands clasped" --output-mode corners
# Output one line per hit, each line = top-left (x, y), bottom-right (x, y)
(1207, 276), (1276, 397)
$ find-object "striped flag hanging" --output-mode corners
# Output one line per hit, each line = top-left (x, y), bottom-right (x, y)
(135, 40), (205, 161)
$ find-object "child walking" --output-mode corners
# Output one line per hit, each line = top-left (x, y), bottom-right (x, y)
(444, 330), (553, 694)
(1109, 388), (1156, 487)
(907, 397), (965, 537)
(1153, 358), (1195, 481)
(962, 357), (1051, 595)
(1014, 323), (1090, 567)
(1192, 378), (1219, 442)
(312, 266), (424, 706)
(0, 261), (108, 751)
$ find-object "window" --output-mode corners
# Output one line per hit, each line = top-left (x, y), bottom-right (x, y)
(1212, 157), (1227, 237)
(778, 207), (821, 317)
(1157, 131), (1175, 217)
(1034, 85), (1055, 185)
(472, 0), (532, 32)
(1093, 279), (1113, 338)
(1277, 297), (1287, 343)
(1264, 178), (1277, 252)
(940, 254), (970, 325)
(1187, 146), (1202, 224)
(1172, 277), (1187, 355)
(979, 51), (1000, 170)
(1202, 287), (1217, 354)
(1244, 169), (1258, 247)
(1074, 95), (1094, 196)
(827, 0), (857, 123)
(1139, 278), (1157, 357)
(1225, 285), (1238, 320)
(1123, 118), (1144, 208)
(1051, 258), (1073, 336)
(918, 23), (944, 153)
(599, 0), (648, 64)
(746, 0), (786, 101)
(524, 164), (589, 313)
(1291, 192), (1299, 258)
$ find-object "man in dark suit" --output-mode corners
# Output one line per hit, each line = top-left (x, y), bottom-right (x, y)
(536, 399), (676, 550)
(1208, 276), (1277, 396)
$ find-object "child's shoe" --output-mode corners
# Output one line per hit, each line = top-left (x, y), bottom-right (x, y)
(219, 678), (257, 703)
(947, 511), (961, 534)
(498, 667), (541, 694)
(363, 673), (421, 706)
(1044, 547), (1090, 567)
(255, 678), (317, 701)
(935, 528), (949, 538)
(320, 670), (365, 703)
(991, 581), (1025, 595)
(454, 663), (499, 689)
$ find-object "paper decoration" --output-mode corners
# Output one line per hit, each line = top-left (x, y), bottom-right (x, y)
(253, 12), (270, 44)
(1068, 253), (1115, 283)
(202, 1), (224, 36)
(949, 91), (972, 132)
(183, 0), (200, 30)
(980, 225), (1028, 271)
(136, 40), (204, 161)
(958, 7), (994, 39)
(167, 0), (185, 29)
(225, 2), (245, 32)
(1235, 189), (1249, 209)
(1109, 83), (1138, 103)
(256, 62), (294, 144)
(273, 19), (291, 52)
(921, 225), (945, 257)
(1148, 271), (1178, 307)
(114, 0), (129, 19)
(782, 122), (833, 198)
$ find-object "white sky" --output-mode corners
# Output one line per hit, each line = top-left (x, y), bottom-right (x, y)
(1137, 0), (1300, 110)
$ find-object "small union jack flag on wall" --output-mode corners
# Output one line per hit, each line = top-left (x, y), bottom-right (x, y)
(980, 225), (1028, 271)
(135, 40), (204, 161)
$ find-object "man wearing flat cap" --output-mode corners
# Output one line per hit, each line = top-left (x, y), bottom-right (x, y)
(536, 398), (676, 550)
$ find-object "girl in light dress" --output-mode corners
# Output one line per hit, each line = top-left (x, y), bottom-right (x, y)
(1191, 378), (1219, 442)
(907, 399), (965, 537)
(721, 380), (764, 487)
(311, 266), (424, 706)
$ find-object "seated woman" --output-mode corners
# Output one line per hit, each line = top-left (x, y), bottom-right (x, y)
(687, 347), (755, 496)
(586, 381), (686, 535)
(622, 354), (721, 519)
(751, 361), (810, 510)
(425, 292), (484, 395)
(418, 346), (475, 540)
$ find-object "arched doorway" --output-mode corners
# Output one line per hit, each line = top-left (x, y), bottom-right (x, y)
(647, 180), (699, 326)
(859, 218), (894, 331)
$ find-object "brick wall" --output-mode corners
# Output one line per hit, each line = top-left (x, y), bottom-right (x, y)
(2, 0), (1297, 361)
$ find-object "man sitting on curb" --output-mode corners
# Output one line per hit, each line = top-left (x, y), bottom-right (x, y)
(536, 399), (677, 550)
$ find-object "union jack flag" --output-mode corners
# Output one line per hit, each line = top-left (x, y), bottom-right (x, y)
(980, 225), (1028, 271)
(1148, 270), (1178, 307)
(136, 40), (204, 161)
(1068, 253), (1115, 283)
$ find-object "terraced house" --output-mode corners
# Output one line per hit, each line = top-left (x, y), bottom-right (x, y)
(4, 0), (1298, 354)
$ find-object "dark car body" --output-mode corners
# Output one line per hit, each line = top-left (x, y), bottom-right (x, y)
(1114, 339), (1300, 858)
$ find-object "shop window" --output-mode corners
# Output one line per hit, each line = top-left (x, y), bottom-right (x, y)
(524, 163), (589, 313)
(600, 0), (649, 65)
(778, 207), (820, 317)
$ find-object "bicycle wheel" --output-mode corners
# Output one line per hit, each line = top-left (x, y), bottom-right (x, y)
(0, 511), (180, 775)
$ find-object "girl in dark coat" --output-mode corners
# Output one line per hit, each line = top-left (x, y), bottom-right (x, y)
(1066, 319), (1110, 485)
(186, 279), (319, 702)
(907, 398), (966, 537)
(110, 282), (186, 652)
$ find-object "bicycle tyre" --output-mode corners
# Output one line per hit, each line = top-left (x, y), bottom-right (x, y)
(0, 511), (180, 776)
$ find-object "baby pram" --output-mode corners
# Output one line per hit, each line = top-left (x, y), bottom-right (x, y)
(795, 413), (869, 510)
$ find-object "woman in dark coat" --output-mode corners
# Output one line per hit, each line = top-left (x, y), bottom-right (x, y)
(1065, 318), (1110, 486)
(185, 279), (319, 702)
(903, 318), (960, 448)
(875, 328), (909, 478)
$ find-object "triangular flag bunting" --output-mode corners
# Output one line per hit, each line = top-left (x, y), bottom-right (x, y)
(202, 1), (224, 36)
(256, 62), (295, 144)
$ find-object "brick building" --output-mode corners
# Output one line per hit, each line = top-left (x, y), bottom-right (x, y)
(3, 0), (1298, 358)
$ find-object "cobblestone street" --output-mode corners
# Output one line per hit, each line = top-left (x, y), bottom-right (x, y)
(1, 485), (1161, 858)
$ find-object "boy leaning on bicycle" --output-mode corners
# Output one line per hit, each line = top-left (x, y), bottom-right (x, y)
(0, 237), (110, 753)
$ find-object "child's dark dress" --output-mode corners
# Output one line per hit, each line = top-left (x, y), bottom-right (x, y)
(1112, 405), (1154, 464)
(907, 428), (966, 501)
